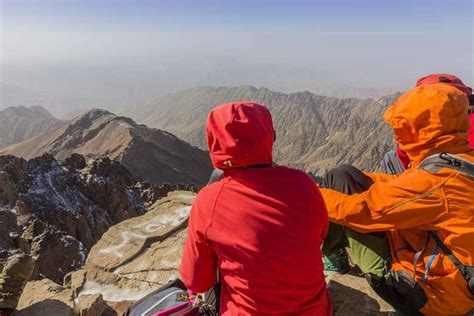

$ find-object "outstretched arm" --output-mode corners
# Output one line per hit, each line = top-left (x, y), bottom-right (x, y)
(320, 169), (449, 233)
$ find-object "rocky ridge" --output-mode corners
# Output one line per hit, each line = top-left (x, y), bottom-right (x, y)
(0, 109), (213, 186)
(124, 86), (400, 175)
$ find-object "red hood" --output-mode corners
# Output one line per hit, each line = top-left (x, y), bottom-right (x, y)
(470, 113), (474, 149)
(206, 102), (275, 169)
(416, 73), (472, 97)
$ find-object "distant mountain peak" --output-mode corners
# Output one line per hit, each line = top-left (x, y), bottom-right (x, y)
(1, 109), (212, 186)
(0, 106), (61, 148)
(123, 86), (399, 175)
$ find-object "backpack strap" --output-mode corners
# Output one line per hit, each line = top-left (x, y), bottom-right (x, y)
(418, 153), (474, 177)
(428, 231), (474, 295)
(412, 234), (431, 285)
(418, 153), (474, 295)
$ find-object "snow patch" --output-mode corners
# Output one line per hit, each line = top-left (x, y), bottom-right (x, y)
(78, 242), (87, 265)
(27, 161), (93, 212)
(60, 235), (73, 247)
(158, 206), (191, 226)
(98, 231), (146, 258)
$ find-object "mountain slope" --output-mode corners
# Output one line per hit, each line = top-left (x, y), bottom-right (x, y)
(124, 86), (399, 175)
(0, 106), (62, 148)
(0, 109), (212, 186)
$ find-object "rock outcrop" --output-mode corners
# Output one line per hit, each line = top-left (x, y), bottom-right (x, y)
(15, 278), (75, 316)
(124, 86), (400, 175)
(0, 109), (212, 186)
(0, 106), (61, 148)
(0, 154), (193, 284)
(71, 191), (193, 304)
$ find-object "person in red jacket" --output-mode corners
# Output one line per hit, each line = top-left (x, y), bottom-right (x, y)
(179, 102), (331, 315)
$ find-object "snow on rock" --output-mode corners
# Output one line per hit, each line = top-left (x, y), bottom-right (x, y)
(78, 281), (154, 302)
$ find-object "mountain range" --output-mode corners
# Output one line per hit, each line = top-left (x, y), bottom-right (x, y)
(0, 109), (212, 186)
(124, 86), (399, 175)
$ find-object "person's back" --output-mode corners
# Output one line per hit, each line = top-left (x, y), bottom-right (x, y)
(180, 102), (331, 315)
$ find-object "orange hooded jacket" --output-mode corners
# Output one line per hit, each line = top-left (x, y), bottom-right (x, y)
(321, 84), (474, 315)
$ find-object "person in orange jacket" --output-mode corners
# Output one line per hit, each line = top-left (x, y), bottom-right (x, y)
(321, 83), (474, 315)
(381, 73), (473, 175)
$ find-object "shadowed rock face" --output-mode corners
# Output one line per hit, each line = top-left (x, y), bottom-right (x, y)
(124, 86), (401, 175)
(0, 154), (194, 283)
(0, 109), (213, 186)
(0, 106), (62, 148)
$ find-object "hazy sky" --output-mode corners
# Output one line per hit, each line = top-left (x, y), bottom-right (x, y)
(0, 0), (472, 116)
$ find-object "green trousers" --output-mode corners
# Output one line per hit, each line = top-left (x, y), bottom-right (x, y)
(323, 222), (391, 280)
(321, 165), (427, 315)
(0, 253), (34, 310)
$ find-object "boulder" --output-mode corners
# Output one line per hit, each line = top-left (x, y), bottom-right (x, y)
(86, 191), (192, 270)
(21, 219), (87, 284)
(326, 271), (397, 315)
(63, 153), (87, 170)
(15, 278), (74, 316)
(75, 294), (116, 316)
(0, 171), (17, 205)
(72, 191), (194, 313)
(0, 209), (20, 258)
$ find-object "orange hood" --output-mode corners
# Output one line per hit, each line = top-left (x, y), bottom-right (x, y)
(384, 83), (471, 166)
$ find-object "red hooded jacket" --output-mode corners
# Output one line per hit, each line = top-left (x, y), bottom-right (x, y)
(179, 102), (331, 315)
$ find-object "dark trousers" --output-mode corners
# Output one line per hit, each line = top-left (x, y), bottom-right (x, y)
(321, 165), (426, 315)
